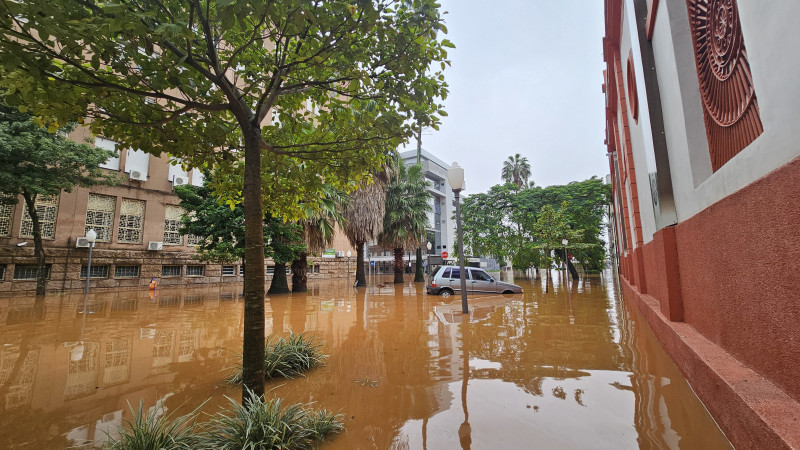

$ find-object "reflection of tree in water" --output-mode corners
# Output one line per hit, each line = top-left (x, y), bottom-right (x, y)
(461, 281), (623, 406)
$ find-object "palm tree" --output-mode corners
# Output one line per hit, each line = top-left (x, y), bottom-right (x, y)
(291, 186), (348, 292)
(343, 170), (390, 287)
(379, 157), (432, 284)
(501, 153), (532, 188)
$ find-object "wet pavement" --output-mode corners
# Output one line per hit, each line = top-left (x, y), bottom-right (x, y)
(0, 270), (731, 449)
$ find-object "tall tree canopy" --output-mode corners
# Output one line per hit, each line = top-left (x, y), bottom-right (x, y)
(461, 177), (610, 272)
(0, 103), (115, 295)
(0, 0), (451, 399)
(379, 156), (431, 283)
(501, 153), (532, 188)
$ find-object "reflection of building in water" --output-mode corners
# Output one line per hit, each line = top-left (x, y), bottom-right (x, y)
(65, 342), (99, 401)
(0, 287), (245, 448)
(2, 350), (39, 409)
(103, 339), (131, 386)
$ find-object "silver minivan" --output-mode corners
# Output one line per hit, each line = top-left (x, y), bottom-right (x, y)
(426, 266), (522, 297)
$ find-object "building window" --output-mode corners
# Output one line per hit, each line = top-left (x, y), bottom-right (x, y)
(186, 265), (205, 276)
(161, 265), (181, 277)
(114, 265), (140, 278)
(80, 265), (109, 279)
(187, 234), (203, 246)
(221, 265), (235, 276)
(313, 264), (320, 274)
(85, 194), (116, 242)
(239, 266), (244, 276)
(266, 265), (274, 275)
(163, 205), (184, 245)
(118, 199), (145, 244)
(13, 264), (51, 280)
(0, 200), (13, 236)
(0, 264), (5, 279)
(20, 195), (59, 239)
(95, 137), (120, 170)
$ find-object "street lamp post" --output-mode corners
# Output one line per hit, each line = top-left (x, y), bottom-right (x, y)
(447, 162), (468, 314)
(84, 229), (97, 295)
(346, 250), (352, 284)
(426, 241), (432, 275)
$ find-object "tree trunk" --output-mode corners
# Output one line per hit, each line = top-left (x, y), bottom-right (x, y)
(561, 249), (579, 280)
(414, 247), (424, 282)
(22, 193), (46, 296)
(268, 262), (290, 294)
(291, 252), (308, 293)
(241, 128), (266, 402)
(393, 247), (405, 284)
(355, 241), (367, 286)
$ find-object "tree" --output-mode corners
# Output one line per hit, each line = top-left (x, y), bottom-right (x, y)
(175, 179), (304, 294)
(0, 103), (115, 295)
(343, 172), (388, 287)
(379, 157), (431, 283)
(529, 202), (582, 289)
(501, 154), (532, 188)
(292, 186), (348, 293)
(0, 0), (450, 400)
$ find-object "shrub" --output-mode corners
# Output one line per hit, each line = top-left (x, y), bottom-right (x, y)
(201, 389), (344, 449)
(103, 400), (202, 450)
(228, 332), (326, 383)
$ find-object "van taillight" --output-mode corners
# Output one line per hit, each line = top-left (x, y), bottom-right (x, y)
(431, 283), (436, 287)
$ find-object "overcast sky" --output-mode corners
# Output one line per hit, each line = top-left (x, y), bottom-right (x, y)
(404, 0), (609, 195)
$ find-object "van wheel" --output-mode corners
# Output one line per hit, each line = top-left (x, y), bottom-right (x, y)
(440, 289), (453, 298)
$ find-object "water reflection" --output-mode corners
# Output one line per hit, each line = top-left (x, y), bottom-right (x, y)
(0, 272), (731, 449)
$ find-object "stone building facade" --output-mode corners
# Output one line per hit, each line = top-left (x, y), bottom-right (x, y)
(0, 126), (356, 295)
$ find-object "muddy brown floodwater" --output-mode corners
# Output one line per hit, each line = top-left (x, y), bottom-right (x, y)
(0, 270), (731, 449)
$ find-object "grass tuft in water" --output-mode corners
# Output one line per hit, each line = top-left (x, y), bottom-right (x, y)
(103, 400), (202, 450)
(228, 332), (327, 383)
(201, 388), (344, 449)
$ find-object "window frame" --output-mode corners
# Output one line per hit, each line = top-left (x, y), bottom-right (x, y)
(161, 265), (182, 277)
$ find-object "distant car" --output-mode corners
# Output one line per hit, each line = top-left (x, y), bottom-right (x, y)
(426, 266), (522, 297)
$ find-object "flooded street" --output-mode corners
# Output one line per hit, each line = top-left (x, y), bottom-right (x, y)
(0, 270), (731, 449)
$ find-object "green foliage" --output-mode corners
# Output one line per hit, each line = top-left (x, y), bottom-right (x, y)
(0, 0), (451, 220)
(203, 389), (343, 449)
(0, 102), (116, 204)
(175, 178), (304, 265)
(379, 157), (432, 251)
(229, 333), (327, 384)
(501, 153), (532, 188)
(461, 177), (610, 270)
(104, 400), (202, 450)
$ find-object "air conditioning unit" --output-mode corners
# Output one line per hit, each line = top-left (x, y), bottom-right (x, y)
(336, 251), (345, 257)
(172, 176), (187, 186)
(75, 237), (90, 248)
(129, 170), (147, 181)
(147, 241), (163, 251)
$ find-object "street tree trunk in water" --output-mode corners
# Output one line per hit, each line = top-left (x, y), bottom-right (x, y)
(291, 252), (308, 293)
(22, 193), (46, 296)
(241, 128), (266, 402)
(355, 242), (367, 286)
(393, 247), (405, 284)
(268, 262), (290, 294)
(414, 247), (425, 282)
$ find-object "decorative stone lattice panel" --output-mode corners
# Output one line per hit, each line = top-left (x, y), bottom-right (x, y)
(163, 205), (184, 245)
(0, 201), (13, 236)
(118, 199), (145, 243)
(85, 194), (116, 242)
(686, 0), (763, 171)
(20, 195), (59, 239)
